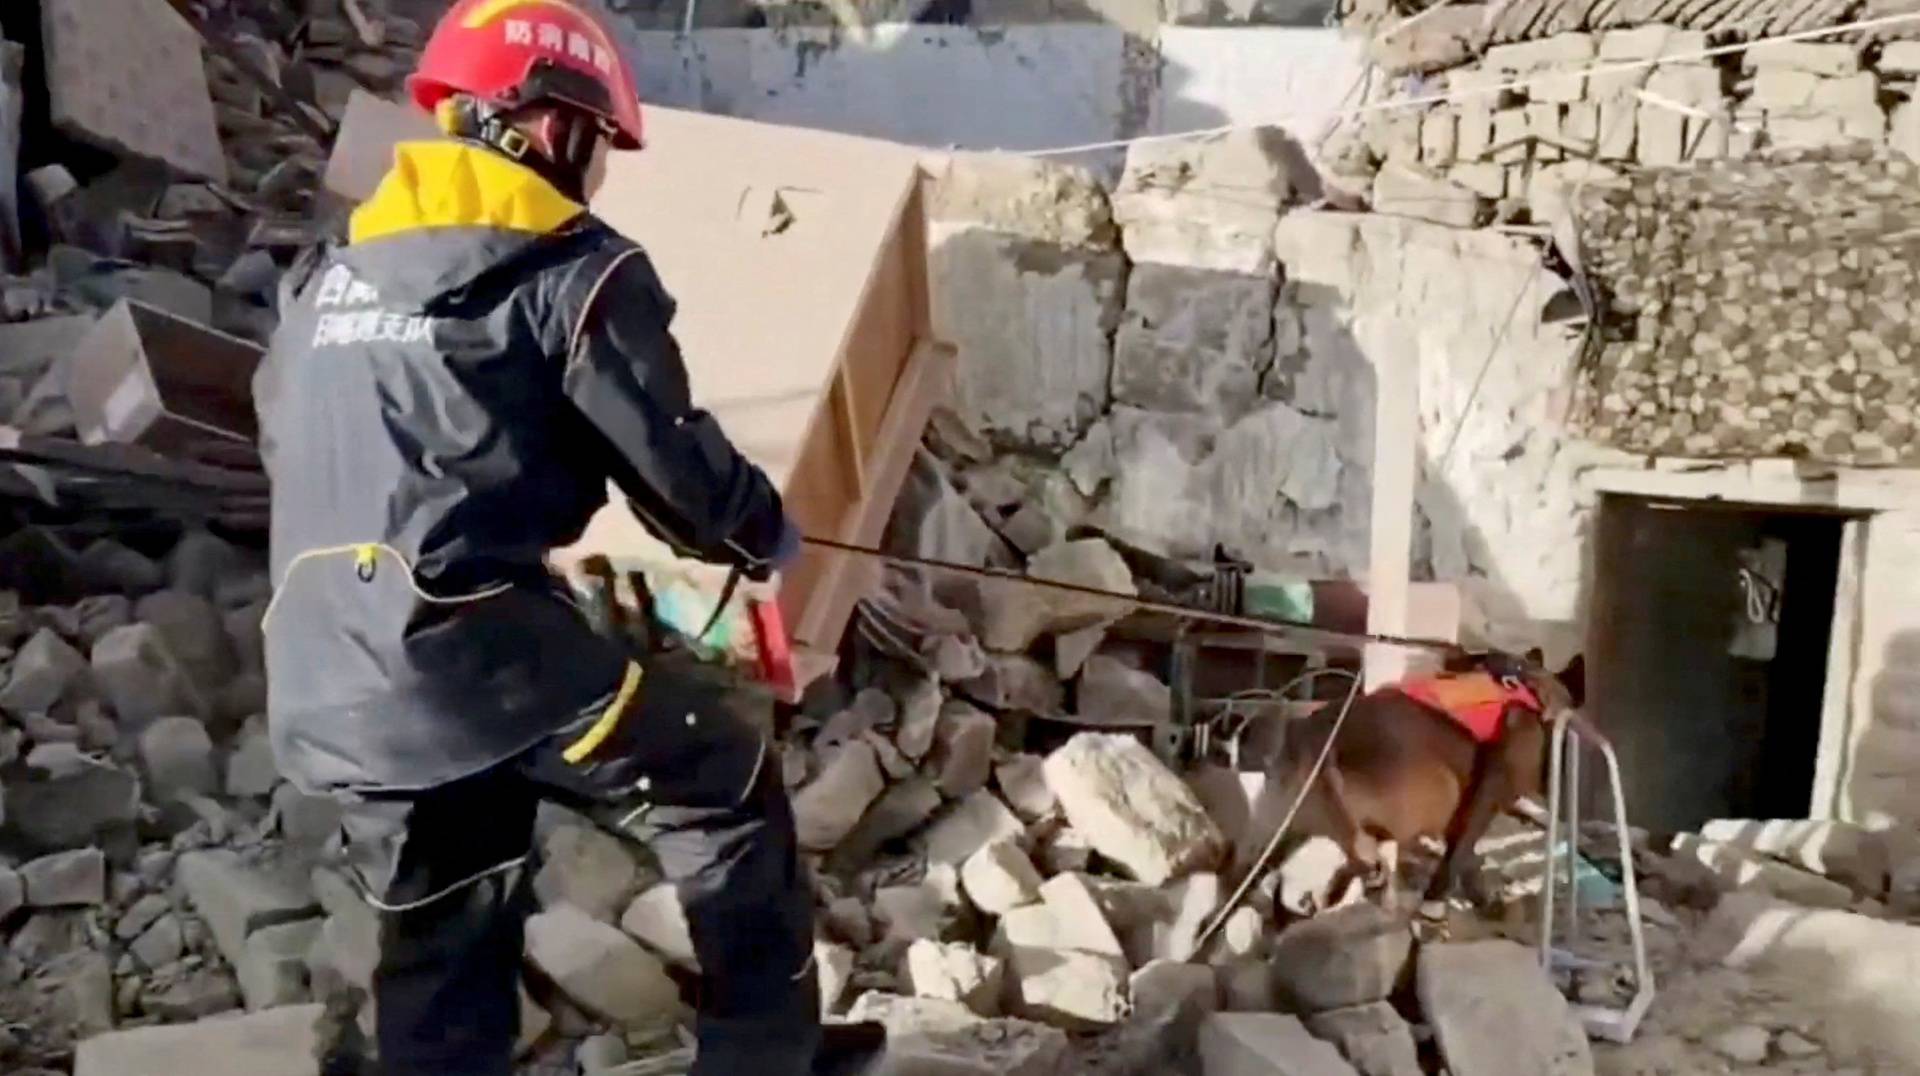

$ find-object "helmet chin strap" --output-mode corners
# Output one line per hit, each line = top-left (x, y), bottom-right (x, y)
(436, 97), (598, 203)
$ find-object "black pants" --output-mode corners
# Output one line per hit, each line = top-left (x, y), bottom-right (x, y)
(335, 660), (820, 1076)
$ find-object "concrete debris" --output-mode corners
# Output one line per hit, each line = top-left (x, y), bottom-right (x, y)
(1670, 834), (1855, 909)
(903, 939), (1005, 1015)
(534, 820), (642, 924)
(5, 747), (141, 851)
(961, 840), (1044, 915)
(21, 848), (106, 908)
(930, 701), (997, 797)
(1002, 945), (1129, 1029)
(961, 653), (1065, 715)
(818, 939), (857, 1016)
(925, 789), (1026, 867)
(620, 883), (698, 972)
(1113, 130), (1298, 274)
(1132, 958), (1220, 1018)
(1418, 940), (1594, 1076)
(1199, 1012), (1360, 1076)
(1696, 818), (1889, 894)
(1708, 1023), (1772, 1064)
(91, 622), (208, 728)
(1303, 1003), (1422, 1076)
(224, 720), (279, 798)
(525, 904), (682, 1029)
(0, 629), (89, 714)
(1043, 732), (1227, 884)
(877, 877), (956, 943)
(0, 864), (22, 921)
(133, 590), (236, 702)
(73, 1003), (324, 1076)
(137, 716), (219, 803)
(1076, 654), (1173, 727)
(978, 538), (1137, 652)
(1269, 903), (1412, 1014)
(847, 991), (1070, 1076)
(995, 754), (1056, 821)
(235, 918), (320, 1011)
(796, 740), (888, 852)
(1035, 872), (1127, 957)
(176, 850), (320, 973)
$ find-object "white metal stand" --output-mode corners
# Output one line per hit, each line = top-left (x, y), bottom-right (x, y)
(1539, 710), (1655, 1044)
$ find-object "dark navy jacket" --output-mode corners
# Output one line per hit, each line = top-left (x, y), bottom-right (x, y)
(254, 140), (785, 793)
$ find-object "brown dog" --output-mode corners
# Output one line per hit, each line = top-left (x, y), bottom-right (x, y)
(1236, 651), (1584, 916)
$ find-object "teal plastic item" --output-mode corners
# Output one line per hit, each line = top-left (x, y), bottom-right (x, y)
(1243, 573), (1315, 624)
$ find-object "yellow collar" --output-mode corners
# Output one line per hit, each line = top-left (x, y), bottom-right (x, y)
(349, 141), (584, 245)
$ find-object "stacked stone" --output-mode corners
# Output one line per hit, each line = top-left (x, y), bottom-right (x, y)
(1573, 149), (1920, 465)
(1350, 0), (1865, 62)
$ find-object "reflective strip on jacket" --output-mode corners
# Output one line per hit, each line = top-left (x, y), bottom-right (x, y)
(254, 140), (787, 794)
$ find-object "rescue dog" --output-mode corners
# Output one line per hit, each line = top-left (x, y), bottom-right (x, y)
(1235, 650), (1585, 919)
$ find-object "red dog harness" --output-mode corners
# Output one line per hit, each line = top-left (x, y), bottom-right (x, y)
(1397, 672), (1543, 744)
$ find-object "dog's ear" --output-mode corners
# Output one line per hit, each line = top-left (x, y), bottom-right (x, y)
(1557, 653), (1587, 709)
(1524, 646), (1545, 666)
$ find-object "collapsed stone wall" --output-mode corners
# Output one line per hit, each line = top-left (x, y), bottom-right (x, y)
(923, 137), (1597, 658)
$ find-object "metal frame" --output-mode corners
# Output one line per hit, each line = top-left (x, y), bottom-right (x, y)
(1540, 710), (1655, 1044)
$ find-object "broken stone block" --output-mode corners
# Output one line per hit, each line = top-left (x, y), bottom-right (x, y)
(74, 1002), (324, 1076)
(1304, 1002), (1420, 1076)
(1697, 818), (1888, 894)
(138, 716), (218, 802)
(1370, 162), (1480, 228)
(533, 820), (640, 923)
(876, 879), (954, 943)
(129, 914), (185, 969)
(978, 538), (1137, 652)
(932, 228), (1122, 452)
(91, 622), (207, 727)
(1077, 654), (1173, 727)
(0, 628), (89, 715)
(225, 720), (279, 798)
(1200, 1012), (1359, 1076)
(931, 701), (997, 797)
(794, 741), (887, 852)
(1269, 903), (1411, 1014)
(1036, 873), (1126, 957)
(828, 777), (945, 874)
(962, 840), (1043, 915)
(116, 892), (168, 940)
(4, 747), (140, 851)
(925, 789), (1025, 867)
(1043, 732), (1226, 884)
(72, 594), (133, 651)
(177, 849), (320, 971)
(1153, 872), (1225, 963)
(1110, 262), (1277, 420)
(1671, 835), (1854, 908)
(22, 847), (106, 907)
(620, 883), (697, 972)
(272, 782), (342, 847)
(1420, 940), (1592, 1076)
(1132, 958), (1219, 1018)
(1707, 1024), (1770, 1064)
(526, 904), (682, 1028)
(75, 539), (164, 596)
(819, 688), (897, 749)
(995, 754), (1056, 821)
(904, 939), (1005, 1015)
(849, 990), (1070, 1076)
(166, 530), (245, 599)
(1112, 129), (1295, 274)
(961, 653), (1065, 715)
(1004, 946), (1128, 1030)
(1220, 957), (1276, 1011)
(1744, 41), (1858, 77)
(894, 676), (942, 760)
(236, 918), (320, 1010)
(134, 589), (236, 701)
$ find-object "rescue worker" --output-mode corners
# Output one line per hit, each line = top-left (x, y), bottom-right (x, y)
(252, 1), (820, 1072)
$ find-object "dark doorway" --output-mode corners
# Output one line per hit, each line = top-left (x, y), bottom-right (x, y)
(1589, 495), (1848, 834)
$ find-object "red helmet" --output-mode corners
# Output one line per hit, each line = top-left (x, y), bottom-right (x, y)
(408, 0), (645, 150)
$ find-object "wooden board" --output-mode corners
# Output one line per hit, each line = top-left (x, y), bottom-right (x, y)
(325, 94), (941, 692)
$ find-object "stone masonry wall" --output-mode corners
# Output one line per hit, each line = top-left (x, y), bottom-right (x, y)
(923, 136), (1603, 659)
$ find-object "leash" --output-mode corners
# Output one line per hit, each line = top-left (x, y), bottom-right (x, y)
(796, 535), (1460, 653)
